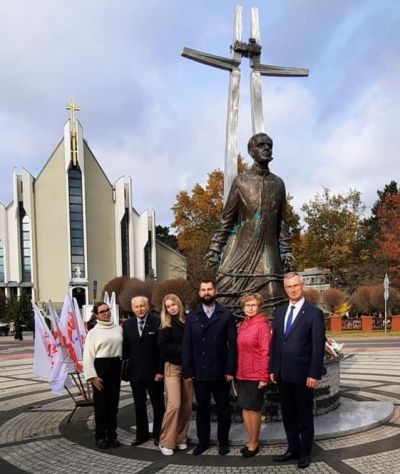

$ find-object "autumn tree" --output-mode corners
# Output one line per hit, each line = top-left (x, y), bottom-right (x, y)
(297, 188), (365, 289)
(351, 286), (374, 314)
(377, 193), (400, 288)
(152, 278), (197, 311)
(322, 287), (347, 315)
(156, 225), (178, 250)
(303, 288), (321, 305)
(351, 181), (399, 286)
(351, 285), (400, 315)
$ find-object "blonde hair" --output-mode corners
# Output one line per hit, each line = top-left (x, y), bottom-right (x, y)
(160, 294), (185, 328)
(240, 292), (264, 308)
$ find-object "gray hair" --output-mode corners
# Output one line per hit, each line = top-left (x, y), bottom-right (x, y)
(284, 272), (304, 283)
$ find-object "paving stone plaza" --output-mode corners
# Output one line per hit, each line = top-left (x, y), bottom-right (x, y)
(0, 335), (399, 473)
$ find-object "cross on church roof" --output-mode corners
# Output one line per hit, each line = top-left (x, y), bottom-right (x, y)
(65, 98), (80, 166)
(66, 98), (80, 125)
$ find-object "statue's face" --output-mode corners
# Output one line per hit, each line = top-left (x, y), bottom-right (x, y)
(251, 136), (273, 164)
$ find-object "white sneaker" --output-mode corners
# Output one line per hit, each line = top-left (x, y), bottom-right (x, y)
(177, 443), (188, 450)
(160, 446), (174, 456)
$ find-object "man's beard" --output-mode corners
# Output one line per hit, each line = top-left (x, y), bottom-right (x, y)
(200, 295), (216, 305)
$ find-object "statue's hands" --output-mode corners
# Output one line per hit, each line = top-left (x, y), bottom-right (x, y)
(204, 250), (220, 269)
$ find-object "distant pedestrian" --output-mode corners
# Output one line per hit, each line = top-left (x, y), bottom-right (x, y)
(14, 324), (23, 341)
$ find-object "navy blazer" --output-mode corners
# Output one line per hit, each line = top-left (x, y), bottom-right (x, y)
(122, 313), (164, 382)
(182, 303), (237, 381)
(270, 300), (325, 384)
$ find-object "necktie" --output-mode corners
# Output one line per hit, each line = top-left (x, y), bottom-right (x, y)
(285, 305), (295, 336)
(138, 320), (145, 336)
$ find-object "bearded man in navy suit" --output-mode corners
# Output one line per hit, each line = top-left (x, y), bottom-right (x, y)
(270, 272), (325, 469)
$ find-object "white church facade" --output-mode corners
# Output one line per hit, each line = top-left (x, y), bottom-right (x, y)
(0, 101), (185, 308)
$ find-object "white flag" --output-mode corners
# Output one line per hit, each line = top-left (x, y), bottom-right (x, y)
(59, 294), (83, 372)
(73, 296), (87, 349)
(33, 303), (55, 378)
(109, 292), (119, 326)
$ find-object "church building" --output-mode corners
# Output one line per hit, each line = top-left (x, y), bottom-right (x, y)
(0, 100), (185, 307)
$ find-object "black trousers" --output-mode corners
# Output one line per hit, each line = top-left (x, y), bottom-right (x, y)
(93, 357), (122, 442)
(130, 380), (165, 441)
(193, 380), (231, 446)
(278, 381), (315, 457)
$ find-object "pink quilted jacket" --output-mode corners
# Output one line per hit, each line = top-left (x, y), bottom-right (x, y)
(236, 315), (271, 382)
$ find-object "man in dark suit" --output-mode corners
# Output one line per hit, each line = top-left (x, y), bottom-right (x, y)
(123, 296), (165, 446)
(270, 272), (325, 469)
(182, 280), (237, 456)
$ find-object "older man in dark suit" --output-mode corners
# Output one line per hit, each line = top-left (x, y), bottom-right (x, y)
(182, 280), (237, 456)
(123, 296), (165, 446)
(270, 272), (325, 469)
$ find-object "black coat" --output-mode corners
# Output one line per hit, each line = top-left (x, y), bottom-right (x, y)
(182, 303), (237, 381)
(122, 314), (164, 382)
(270, 300), (326, 384)
(158, 318), (185, 366)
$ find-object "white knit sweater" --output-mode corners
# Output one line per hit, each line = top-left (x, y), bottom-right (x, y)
(83, 320), (123, 380)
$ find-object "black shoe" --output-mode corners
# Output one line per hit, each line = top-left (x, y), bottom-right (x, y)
(242, 446), (259, 458)
(240, 445), (248, 454)
(108, 439), (122, 448)
(218, 445), (230, 456)
(192, 444), (209, 455)
(297, 456), (311, 469)
(96, 439), (109, 449)
(131, 437), (150, 446)
(273, 450), (299, 462)
(153, 438), (159, 446)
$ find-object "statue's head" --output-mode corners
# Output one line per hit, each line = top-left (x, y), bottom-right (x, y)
(248, 133), (273, 164)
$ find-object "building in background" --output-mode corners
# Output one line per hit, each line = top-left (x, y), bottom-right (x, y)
(0, 100), (186, 308)
(300, 267), (331, 297)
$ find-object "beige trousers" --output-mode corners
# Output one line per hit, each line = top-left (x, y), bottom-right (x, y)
(160, 362), (193, 449)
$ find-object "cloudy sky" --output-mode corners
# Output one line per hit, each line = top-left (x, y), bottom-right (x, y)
(1, 0), (399, 227)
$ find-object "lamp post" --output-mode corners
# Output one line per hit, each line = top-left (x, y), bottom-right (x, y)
(383, 274), (389, 334)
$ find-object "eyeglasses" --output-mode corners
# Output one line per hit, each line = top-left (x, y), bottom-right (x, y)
(98, 308), (111, 314)
(284, 284), (302, 290)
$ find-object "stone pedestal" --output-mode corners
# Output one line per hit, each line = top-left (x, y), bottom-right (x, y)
(260, 357), (341, 421)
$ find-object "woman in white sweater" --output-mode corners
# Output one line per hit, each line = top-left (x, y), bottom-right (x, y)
(83, 302), (123, 449)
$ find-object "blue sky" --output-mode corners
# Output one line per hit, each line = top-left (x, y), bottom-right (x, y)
(0, 0), (399, 226)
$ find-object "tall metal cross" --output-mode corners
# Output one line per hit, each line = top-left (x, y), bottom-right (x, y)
(65, 97), (80, 166)
(182, 5), (308, 202)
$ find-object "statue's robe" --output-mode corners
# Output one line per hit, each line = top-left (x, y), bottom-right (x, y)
(208, 164), (291, 312)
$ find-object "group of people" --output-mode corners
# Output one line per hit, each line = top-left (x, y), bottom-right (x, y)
(83, 271), (325, 469)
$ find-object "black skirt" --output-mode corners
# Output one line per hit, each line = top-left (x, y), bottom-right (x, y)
(236, 380), (264, 411)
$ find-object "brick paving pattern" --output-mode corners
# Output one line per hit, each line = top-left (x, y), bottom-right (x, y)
(0, 336), (399, 473)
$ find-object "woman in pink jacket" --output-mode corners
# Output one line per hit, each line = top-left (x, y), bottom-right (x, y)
(236, 293), (271, 457)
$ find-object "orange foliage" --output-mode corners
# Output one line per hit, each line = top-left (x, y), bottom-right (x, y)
(377, 194), (400, 287)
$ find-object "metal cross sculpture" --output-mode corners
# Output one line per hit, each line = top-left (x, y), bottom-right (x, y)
(182, 5), (308, 202)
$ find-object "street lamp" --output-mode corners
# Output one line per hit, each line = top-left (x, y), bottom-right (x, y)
(383, 274), (389, 334)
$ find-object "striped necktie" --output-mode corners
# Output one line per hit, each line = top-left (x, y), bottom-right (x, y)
(138, 320), (145, 337)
